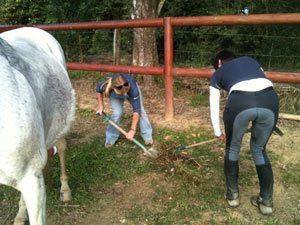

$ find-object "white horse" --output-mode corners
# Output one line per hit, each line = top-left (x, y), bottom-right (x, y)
(0, 27), (76, 225)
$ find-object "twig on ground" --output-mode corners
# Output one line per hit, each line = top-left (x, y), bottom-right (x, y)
(54, 204), (81, 207)
(190, 159), (201, 168)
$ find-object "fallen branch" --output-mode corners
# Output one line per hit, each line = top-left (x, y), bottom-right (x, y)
(279, 113), (300, 121)
(55, 204), (80, 207)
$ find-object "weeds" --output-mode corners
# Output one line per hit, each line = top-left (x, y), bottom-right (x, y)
(280, 165), (300, 186)
(1, 114), (299, 225)
(68, 70), (106, 81)
(189, 94), (210, 107)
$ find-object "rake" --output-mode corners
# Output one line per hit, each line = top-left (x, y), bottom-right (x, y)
(96, 112), (158, 158)
(176, 138), (219, 151)
(176, 124), (283, 151)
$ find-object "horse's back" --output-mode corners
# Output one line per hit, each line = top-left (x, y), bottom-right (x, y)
(1, 27), (75, 147)
(0, 27), (66, 66)
(0, 28), (75, 187)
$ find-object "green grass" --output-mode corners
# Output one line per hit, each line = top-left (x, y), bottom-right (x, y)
(189, 94), (210, 107)
(1, 116), (299, 225)
(154, 126), (213, 145)
(77, 107), (95, 117)
(68, 70), (107, 80)
(280, 165), (300, 186)
(47, 138), (153, 208)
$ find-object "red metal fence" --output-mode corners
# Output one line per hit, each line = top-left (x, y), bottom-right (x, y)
(1, 13), (300, 120)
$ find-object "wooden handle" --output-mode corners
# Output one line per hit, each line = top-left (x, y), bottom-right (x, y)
(108, 120), (128, 136)
(185, 138), (218, 149)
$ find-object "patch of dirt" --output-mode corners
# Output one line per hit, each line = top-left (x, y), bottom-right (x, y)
(47, 78), (300, 225)
(69, 173), (174, 225)
(72, 77), (212, 131)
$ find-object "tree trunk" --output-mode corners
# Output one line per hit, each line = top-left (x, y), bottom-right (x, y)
(131, 0), (165, 91)
(113, 29), (121, 65)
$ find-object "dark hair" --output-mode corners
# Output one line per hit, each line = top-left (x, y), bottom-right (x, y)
(212, 50), (236, 70)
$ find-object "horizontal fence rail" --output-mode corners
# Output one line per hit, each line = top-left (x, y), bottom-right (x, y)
(67, 63), (300, 84)
(2, 13), (300, 31)
(1, 13), (300, 119)
(171, 13), (300, 26)
(67, 63), (164, 76)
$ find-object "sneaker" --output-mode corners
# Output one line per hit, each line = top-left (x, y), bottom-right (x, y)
(251, 196), (273, 215)
(225, 193), (239, 208)
(144, 140), (153, 146)
(105, 143), (114, 148)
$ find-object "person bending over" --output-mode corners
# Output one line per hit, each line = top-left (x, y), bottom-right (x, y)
(210, 50), (278, 215)
(96, 73), (153, 147)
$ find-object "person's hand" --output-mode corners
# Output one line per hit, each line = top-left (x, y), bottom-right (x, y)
(216, 134), (225, 143)
(126, 129), (136, 141)
(96, 108), (103, 115)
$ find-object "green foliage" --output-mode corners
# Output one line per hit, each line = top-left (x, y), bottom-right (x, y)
(2, 0), (300, 72)
(158, 0), (300, 71)
(89, 29), (113, 55)
(0, 0), (131, 24)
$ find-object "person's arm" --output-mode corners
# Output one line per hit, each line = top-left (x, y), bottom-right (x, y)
(126, 112), (140, 141)
(126, 83), (142, 141)
(96, 92), (104, 115)
(209, 86), (224, 142)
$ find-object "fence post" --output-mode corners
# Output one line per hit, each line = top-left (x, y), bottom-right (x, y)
(164, 17), (174, 120)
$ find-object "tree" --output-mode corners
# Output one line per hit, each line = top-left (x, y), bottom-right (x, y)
(113, 29), (121, 64)
(131, 0), (165, 91)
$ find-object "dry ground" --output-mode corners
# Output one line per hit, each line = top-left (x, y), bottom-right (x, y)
(45, 78), (300, 225)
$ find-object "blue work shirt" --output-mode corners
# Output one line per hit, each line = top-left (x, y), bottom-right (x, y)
(210, 57), (267, 92)
(96, 73), (141, 114)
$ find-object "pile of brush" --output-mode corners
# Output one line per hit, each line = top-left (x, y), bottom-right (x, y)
(151, 142), (204, 184)
(276, 84), (300, 114)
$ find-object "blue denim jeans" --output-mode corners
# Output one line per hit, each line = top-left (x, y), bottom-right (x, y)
(106, 86), (152, 145)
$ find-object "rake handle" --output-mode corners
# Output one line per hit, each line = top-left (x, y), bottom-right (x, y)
(107, 120), (151, 153)
(177, 138), (219, 151)
(108, 120), (128, 136)
(97, 112), (156, 157)
(186, 138), (218, 149)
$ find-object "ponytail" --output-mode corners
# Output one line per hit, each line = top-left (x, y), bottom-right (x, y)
(100, 74), (129, 97)
(100, 77), (113, 97)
